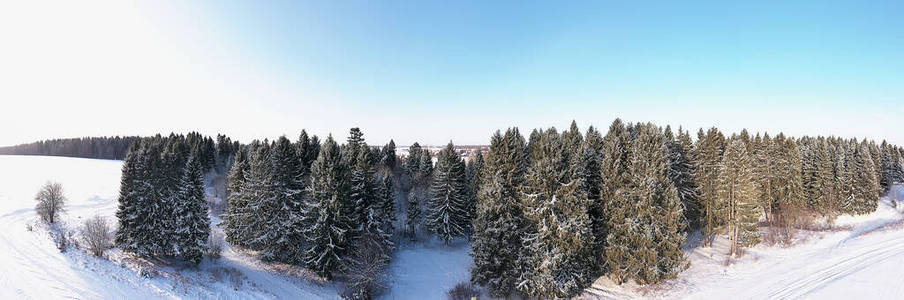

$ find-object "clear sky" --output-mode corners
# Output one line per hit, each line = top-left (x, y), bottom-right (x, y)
(1, 1), (902, 146)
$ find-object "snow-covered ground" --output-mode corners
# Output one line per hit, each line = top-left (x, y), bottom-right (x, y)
(583, 196), (904, 299)
(0, 155), (339, 299)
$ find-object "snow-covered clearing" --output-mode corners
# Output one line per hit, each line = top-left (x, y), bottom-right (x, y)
(583, 196), (904, 299)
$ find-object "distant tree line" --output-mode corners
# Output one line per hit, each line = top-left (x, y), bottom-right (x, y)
(107, 121), (904, 299)
(0, 136), (142, 160)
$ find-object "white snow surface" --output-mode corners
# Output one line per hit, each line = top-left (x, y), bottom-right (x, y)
(583, 196), (904, 299)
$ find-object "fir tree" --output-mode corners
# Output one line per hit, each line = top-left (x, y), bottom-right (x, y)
(517, 128), (595, 297)
(846, 142), (879, 215)
(173, 157), (210, 265)
(606, 123), (686, 284)
(719, 137), (760, 256)
(426, 142), (469, 244)
(664, 126), (701, 230)
(223, 146), (252, 246)
(694, 127), (726, 247)
(599, 119), (631, 263)
(302, 136), (353, 280)
(471, 128), (527, 297)
(258, 136), (305, 263)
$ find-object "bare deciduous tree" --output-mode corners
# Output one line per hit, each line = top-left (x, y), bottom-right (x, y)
(35, 181), (66, 224)
(81, 216), (112, 257)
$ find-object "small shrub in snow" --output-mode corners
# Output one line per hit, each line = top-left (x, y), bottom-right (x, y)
(447, 282), (480, 300)
(26, 224), (33, 232)
(81, 215), (112, 257)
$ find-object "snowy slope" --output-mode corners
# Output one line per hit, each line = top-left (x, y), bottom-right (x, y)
(0, 155), (339, 299)
(583, 197), (904, 299)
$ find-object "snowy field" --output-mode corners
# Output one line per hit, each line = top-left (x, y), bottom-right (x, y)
(3, 155), (904, 299)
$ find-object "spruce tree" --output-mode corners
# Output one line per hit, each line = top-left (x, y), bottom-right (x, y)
(173, 157), (210, 265)
(606, 123), (686, 284)
(258, 136), (305, 263)
(664, 126), (701, 230)
(471, 128), (527, 297)
(719, 138), (760, 256)
(517, 128), (595, 297)
(599, 119), (631, 262)
(223, 146), (252, 246)
(302, 136), (353, 280)
(847, 142), (879, 215)
(114, 140), (146, 253)
(426, 142), (470, 244)
(694, 127), (726, 247)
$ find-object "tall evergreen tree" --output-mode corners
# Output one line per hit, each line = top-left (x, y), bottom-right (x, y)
(664, 126), (701, 230)
(426, 142), (470, 244)
(517, 128), (595, 297)
(846, 142), (879, 215)
(257, 136), (305, 263)
(302, 136), (353, 279)
(606, 123), (686, 284)
(694, 127), (726, 247)
(598, 119), (631, 262)
(719, 137), (760, 256)
(471, 128), (527, 297)
(173, 157), (210, 265)
(223, 146), (252, 246)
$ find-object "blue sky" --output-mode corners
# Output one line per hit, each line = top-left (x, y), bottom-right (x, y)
(1, 1), (902, 146)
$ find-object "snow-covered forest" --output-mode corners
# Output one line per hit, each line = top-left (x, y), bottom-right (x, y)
(3, 118), (904, 299)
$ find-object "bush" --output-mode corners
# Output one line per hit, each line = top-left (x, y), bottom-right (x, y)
(81, 216), (112, 257)
(207, 231), (225, 260)
(35, 182), (66, 224)
(448, 282), (480, 300)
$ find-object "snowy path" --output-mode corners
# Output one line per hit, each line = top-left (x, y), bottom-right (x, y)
(585, 199), (904, 300)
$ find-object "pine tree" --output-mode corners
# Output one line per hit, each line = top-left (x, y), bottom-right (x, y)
(517, 128), (595, 297)
(719, 137), (760, 256)
(471, 128), (527, 297)
(694, 127), (726, 247)
(349, 146), (378, 241)
(302, 136), (353, 280)
(173, 157), (210, 265)
(426, 142), (469, 244)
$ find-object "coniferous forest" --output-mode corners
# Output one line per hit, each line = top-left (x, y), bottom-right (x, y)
(107, 120), (904, 299)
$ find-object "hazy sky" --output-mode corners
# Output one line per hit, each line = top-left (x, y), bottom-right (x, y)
(1, 1), (902, 147)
